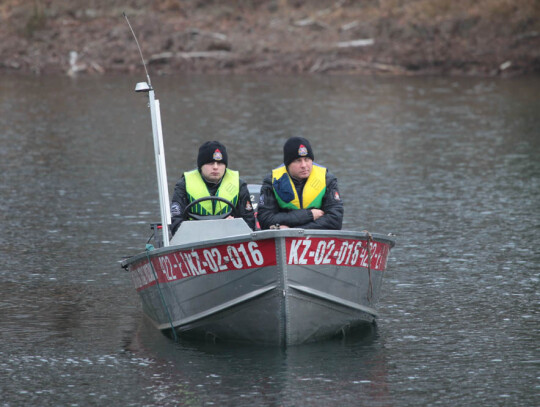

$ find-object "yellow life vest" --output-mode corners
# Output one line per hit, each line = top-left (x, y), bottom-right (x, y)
(271, 163), (326, 210)
(184, 168), (239, 216)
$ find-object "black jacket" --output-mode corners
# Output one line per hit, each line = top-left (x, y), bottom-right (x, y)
(170, 171), (256, 235)
(257, 169), (344, 230)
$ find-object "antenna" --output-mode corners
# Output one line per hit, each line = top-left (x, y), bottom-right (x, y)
(124, 12), (171, 247)
(123, 12), (152, 88)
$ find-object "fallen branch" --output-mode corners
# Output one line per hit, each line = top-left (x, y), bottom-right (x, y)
(177, 51), (233, 59)
(310, 58), (406, 74)
(336, 39), (375, 48)
(293, 0), (345, 28)
(148, 51), (233, 64)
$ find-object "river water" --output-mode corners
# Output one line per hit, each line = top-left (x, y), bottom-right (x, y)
(0, 73), (538, 406)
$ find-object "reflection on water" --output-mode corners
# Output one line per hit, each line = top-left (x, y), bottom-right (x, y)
(0, 73), (538, 406)
(125, 318), (389, 407)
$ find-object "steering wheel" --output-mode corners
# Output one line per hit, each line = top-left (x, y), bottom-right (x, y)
(183, 196), (238, 221)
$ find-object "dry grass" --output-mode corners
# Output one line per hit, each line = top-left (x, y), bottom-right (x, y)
(1, 0), (538, 75)
(3, 0), (538, 36)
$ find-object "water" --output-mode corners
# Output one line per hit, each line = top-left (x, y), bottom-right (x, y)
(0, 73), (538, 406)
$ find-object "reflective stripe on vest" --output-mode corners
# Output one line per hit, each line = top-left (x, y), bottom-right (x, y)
(271, 163), (326, 210)
(184, 169), (239, 215)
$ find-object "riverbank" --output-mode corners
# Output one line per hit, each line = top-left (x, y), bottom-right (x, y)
(1, 0), (539, 77)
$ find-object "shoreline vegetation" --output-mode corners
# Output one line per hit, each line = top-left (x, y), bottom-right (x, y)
(1, 0), (539, 77)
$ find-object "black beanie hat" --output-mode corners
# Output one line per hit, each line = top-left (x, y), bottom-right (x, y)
(197, 141), (228, 168)
(283, 137), (314, 167)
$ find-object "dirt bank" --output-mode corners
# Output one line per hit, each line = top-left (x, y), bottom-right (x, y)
(1, 0), (539, 77)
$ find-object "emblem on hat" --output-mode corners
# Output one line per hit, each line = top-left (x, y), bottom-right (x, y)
(213, 149), (223, 161)
(298, 144), (308, 156)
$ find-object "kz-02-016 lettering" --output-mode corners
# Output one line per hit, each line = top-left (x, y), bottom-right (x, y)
(131, 240), (277, 290)
(286, 237), (390, 270)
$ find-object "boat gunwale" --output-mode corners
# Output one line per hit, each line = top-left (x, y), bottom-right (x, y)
(121, 228), (396, 268)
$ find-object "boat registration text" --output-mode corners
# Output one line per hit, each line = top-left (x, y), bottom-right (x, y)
(286, 237), (390, 271)
(131, 240), (277, 290)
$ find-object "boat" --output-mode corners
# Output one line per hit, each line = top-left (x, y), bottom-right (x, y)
(122, 218), (394, 345)
(120, 62), (395, 345)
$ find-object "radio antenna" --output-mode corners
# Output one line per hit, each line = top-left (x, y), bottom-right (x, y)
(123, 12), (171, 247)
(123, 12), (152, 88)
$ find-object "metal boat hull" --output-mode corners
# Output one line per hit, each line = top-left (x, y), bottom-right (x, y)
(123, 228), (394, 346)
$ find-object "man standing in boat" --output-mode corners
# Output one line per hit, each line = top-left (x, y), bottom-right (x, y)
(170, 141), (256, 235)
(257, 137), (343, 230)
